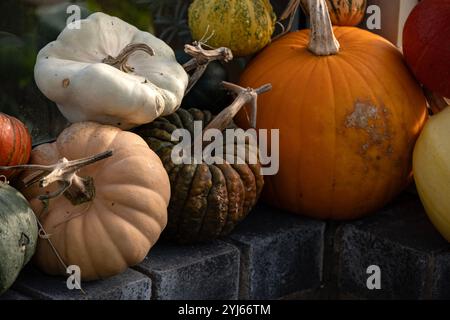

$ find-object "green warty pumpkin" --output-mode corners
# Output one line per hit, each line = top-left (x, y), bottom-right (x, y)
(0, 183), (38, 295)
(188, 0), (277, 57)
(135, 108), (264, 243)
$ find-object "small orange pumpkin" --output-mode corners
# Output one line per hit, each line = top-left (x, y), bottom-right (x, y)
(236, 0), (427, 219)
(0, 113), (32, 180)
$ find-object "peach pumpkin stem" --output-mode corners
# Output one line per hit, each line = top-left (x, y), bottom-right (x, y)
(0, 150), (113, 205)
(183, 42), (233, 94)
(308, 0), (340, 56)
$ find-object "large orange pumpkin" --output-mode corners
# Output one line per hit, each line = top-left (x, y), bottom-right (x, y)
(236, 0), (427, 219)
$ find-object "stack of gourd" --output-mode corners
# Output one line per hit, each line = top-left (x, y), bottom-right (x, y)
(1, 0), (450, 296)
(0, 12), (182, 288)
(0, 9), (268, 292)
(188, 0), (450, 239)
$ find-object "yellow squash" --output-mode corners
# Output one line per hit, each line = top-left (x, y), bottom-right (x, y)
(413, 107), (450, 242)
(188, 0), (276, 57)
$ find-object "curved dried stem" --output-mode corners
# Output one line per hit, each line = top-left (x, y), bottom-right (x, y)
(191, 81), (271, 150)
(103, 43), (155, 73)
(208, 82), (270, 132)
(0, 150), (113, 205)
(273, 0), (301, 40)
(183, 42), (233, 94)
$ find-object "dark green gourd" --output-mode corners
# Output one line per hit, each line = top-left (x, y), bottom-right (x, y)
(135, 108), (263, 244)
(0, 183), (38, 295)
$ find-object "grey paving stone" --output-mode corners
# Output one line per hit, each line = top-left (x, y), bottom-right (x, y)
(336, 225), (430, 299)
(4, 192), (448, 301)
(335, 193), (450, 299)
(431, 253), (450, 299)
(12, 266), (151, 300)
(279, 288), (324, 300)
(0, 290), (32, 300)
(225, 204), (326, 300)
(135, 241), (240, 300)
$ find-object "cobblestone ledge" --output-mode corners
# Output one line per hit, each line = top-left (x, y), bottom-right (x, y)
(333, 193), (450, 300)
(1, 193), (449, 300)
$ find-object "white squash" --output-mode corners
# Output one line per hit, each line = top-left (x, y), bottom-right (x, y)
(34, 12), (189, 129)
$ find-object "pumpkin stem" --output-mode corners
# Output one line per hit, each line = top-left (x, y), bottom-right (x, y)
(207, 81), (272, 131)
(191, 82), (272, 149)
(183, 42), (233, 94)
(308, 0), (340, 56)
(423, 87), (449, 115)
(102, 43), (155, 73)
(0, 150), (113, 206)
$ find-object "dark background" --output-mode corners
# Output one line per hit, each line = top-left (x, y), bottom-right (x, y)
(0, 0), (302, 145)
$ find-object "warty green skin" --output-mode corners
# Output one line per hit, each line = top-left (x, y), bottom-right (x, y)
(188, 0), (276, 57)
(135, 108), (264, 244)
(0, 183), (38, 295)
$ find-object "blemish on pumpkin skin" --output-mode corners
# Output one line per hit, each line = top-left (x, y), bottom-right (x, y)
(345, 100), (393, 157)
(345, 101), (378, 129)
